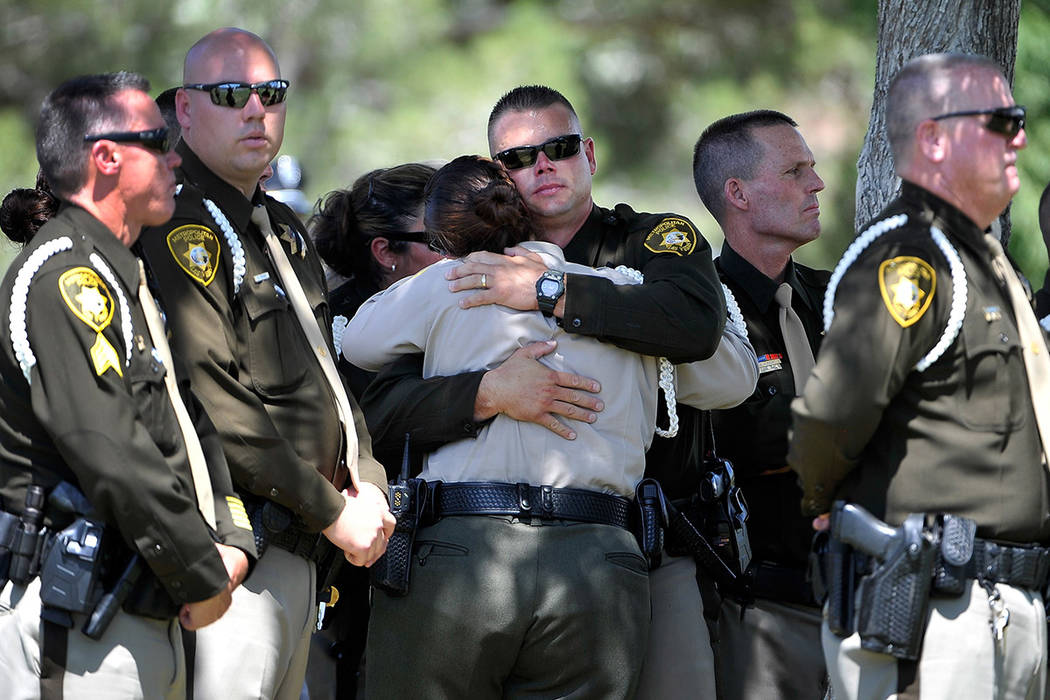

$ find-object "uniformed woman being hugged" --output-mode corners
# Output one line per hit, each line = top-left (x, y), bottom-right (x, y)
(344, 155), (659, 700)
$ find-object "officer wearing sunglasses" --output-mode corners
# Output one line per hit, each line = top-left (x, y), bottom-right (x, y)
(137, 27), (393, 700)
(790, 53), (1047, 700)
(360, 85), (754, 700)
(0, 72), (256, 700)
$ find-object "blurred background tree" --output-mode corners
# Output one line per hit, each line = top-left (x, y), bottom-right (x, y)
(1, 0), (1047, 285)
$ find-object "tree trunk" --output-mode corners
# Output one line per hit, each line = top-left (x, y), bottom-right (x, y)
(857, 0), (1021, 240)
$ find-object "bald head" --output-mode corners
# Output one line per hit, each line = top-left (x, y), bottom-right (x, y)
(183, 28), (280, 85)
(177, 28), (286, 197)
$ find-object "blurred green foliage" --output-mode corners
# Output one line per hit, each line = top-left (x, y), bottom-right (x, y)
(1, 0), (1046, 287)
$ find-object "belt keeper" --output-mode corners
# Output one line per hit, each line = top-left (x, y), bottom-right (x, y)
(517, 483), (532, 516)
(983, 543), (1000, 581)
(540, 485), (555, 516)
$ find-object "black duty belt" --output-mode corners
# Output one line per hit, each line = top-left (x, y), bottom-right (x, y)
(965, 539), (1050, 590)
(245, 498), (331, 564)
(430, 482), (632, 530)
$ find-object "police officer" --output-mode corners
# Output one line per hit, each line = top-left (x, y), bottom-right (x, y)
(0, 72), (254, 699)
(692, 110), (829, 699)
(790, 53), (1049, 699)
(361, 85), (752, 699)
(137, 28), (394, 700)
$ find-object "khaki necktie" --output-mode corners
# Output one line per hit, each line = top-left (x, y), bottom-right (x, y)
(985, 234), (1050, 466)
(136, 260), (217, 529)
(775, 282), (816, 394)
(252, 205), (360, 490)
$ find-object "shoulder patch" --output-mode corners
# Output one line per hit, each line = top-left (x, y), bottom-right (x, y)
(167, 225), (221, 286)
(58, 267), (122, 377)
(878, 256), (936, 328)
(643, 217), (697, 256)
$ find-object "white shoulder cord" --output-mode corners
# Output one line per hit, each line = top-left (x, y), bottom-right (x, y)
(916, 227), (966, 371)
(823, 214), (966, 372)
(332, 315), (349, 359)
(176, 185), (247, 295)
(10, 236), (74, 382)
(614, 265), (678, 438)
(722, 282), (748, 341)
(89, 252), (133, 369)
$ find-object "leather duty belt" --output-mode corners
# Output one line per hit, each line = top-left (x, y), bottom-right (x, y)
(430, 481), (632, 530)
(965, 539), (1050, 590)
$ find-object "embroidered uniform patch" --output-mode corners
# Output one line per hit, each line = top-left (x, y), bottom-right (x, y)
(167, 225), (221, 286)
(644, 217), (697, 256)
(58, 267), (122, 377)
(878, 256), (936, 328)
(226, 496), (253, 531)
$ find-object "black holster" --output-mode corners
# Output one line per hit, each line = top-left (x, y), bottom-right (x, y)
(370, 478), (427, 596)
(855, 514), (937, 659)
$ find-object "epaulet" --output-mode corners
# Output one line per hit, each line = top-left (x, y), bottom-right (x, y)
(823, 214), (966, 372)
(9, 240), (133, 383)
(176, 184), (247, 295)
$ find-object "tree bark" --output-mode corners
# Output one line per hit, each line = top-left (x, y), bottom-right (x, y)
(857, 0), (1021, 238)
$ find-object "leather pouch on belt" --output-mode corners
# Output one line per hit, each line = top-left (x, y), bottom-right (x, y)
(932, 514), (976, 595)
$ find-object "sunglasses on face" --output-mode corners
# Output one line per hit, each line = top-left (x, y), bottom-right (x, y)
(931, 105), (1027, 138)
(83, 127), (173, 154)
(382, 231), (428, 245)
(182, 79), (290, 109)
(493, 134), (583, 170)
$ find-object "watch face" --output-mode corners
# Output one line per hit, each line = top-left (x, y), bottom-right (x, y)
(540, 278), (561, 296)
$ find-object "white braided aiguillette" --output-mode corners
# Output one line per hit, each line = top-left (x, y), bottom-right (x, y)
(614, 264), (678, 438)
(10, 236), (74, 382)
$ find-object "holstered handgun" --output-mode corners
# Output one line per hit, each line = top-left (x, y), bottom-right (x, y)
(634, 478), (667, 570)
(370, 434), (426, 596)
(830, 502), (939, 660)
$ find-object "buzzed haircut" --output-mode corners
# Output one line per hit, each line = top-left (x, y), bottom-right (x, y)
(487, 85), (579, 148)
(37, 71), (150, 198)
(692, 109), (797, 223)
(886, 52), (1004, 167)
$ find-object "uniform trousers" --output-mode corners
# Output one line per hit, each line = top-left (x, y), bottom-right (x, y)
(189, 545), (316, 700)
(718, 597), (826, 699)
(824, 579), (1046, 700)
(0, 577), (186, 700)
(365, 515), (651, 700)
(635, 552), (718, 699)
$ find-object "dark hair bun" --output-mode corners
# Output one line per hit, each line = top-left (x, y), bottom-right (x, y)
(0, 186), (58, 244)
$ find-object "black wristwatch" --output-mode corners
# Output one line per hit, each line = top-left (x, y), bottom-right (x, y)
(535, 269), (566, 317)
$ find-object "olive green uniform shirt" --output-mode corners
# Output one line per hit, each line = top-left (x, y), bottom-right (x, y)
(138, 144), (385, 532)
(0, 205), (255, 605)
(789, 183), (1049, 543)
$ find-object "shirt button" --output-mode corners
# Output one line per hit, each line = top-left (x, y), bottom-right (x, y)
(463, 423), (475, 433)
(270, 488), (279, 497)
(571, 318), (582, 328)
(154, 544), (163, 552)
(1000, 333), (1009, 343)
(767, 386), (777, 396)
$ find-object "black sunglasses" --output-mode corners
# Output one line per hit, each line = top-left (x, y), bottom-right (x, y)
(183, 80), (290, 109)
(382, 231), (429, 245)
(931, 105), (1026, 138)
(84, 127), (172, 154)
(493, 134), (583, 170)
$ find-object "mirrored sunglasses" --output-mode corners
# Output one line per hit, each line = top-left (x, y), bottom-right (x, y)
(493, 134), (583, 170)
(83, 127), (173, 154)
(931, 105), (1026, 138)
(183, 79), (290, 109)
